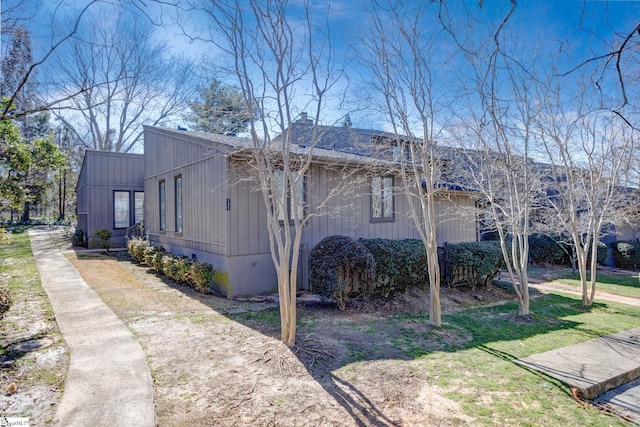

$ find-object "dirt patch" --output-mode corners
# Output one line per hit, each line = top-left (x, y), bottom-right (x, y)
(0, 250), (68, 424)
(60, 249), (518, 426)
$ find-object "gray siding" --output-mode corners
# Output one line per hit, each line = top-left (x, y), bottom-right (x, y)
(228, 162), (477, 257)
(143, 127), (229, 274)
(142, 127), (478, 296)
(75, 150), (144, 248)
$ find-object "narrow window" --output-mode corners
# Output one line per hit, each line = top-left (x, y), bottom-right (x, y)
(114, 191), (130, 228)
(159, 180), (166, 231)
(175, 175), (182, 233)
(134, 192), (144, 224)
(274, 170), (305, 224)
(371, 176), (394, 221)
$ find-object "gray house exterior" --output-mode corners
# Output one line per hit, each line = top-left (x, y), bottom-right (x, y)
(142, 125), (478, 296)
(76, 150), (144, 248)
(77, 122), (640, 295)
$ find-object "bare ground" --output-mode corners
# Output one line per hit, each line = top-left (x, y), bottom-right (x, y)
(63, 249), (514, 427)
(6, 228), (638, 426)
(0, 237), (69, 424)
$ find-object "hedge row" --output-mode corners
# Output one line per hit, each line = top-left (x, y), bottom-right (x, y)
(442, 241), (504, 288)
(310, 236), (504, 309)
(127, 237), (214, 293)
(360, 238), (429, 297)
(308, 235), (375, 310)
(527, 234), (609, 266)
(612, 241), (640, 270)
(528, 234), (571, 265)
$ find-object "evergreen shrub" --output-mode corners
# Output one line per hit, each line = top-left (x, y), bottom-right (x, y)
(359, 238), (428, 296)
(528, 234), (569, 265)
(127, 237), (213, 293)
(309, 235), (375, 309)
(443, 241), (504, 288)
(612, 241), (640, 270)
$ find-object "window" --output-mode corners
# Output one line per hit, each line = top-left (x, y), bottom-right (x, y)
(174, 175), (182, 233)
(274, 170), (305, 224)
(134, 192), (144, 224)
(371, 176), (394, 221)
(114, 191), (130, 228)
(159, 180), (166, 231)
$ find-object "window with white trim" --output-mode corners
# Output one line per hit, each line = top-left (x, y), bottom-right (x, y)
(371, 176), (394, 221)
(274, 170), (305, 224)
(114, 191), (130, 228)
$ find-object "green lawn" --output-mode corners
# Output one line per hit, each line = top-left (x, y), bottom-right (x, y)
(278, 288), (640, 426)
(529, 265), (640, 299)
(0, 225), (68, 424)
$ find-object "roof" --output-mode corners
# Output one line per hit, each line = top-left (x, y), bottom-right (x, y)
(143, 125), (400, 168)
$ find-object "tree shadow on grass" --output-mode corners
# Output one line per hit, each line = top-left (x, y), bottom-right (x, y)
(222, 293), (605, 426)
(101, 257), (637, 426)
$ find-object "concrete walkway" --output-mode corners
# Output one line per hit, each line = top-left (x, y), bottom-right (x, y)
(29, 228), (155, 426)
(517, 328), (640, 423)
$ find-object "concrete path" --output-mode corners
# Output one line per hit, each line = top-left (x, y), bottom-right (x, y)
(29, 228), (155, 427)
(517, 328), (640, 399)
(517, 328), (640, 423)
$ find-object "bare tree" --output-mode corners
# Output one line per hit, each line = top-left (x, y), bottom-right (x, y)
(560, 11), (640, 126)
(186, 0), (353, 346)
(0, 0), (102, 121)
(50, 5), (195, 153)
(439, 1), (542, 316)
(361, 1), (453, 326)
(536, 82), (636, 307)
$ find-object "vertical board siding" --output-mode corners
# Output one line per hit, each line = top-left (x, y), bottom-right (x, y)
(225, 162), (477, 258)
(143, 129), (478, 258)
(141, 127), (480, 295)
(76, 150), (144, 247)
(144, 128), (228, 257)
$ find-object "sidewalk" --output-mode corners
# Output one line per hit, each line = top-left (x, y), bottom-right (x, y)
(29, 228), (155, 426)
(517, 328), (640, 423)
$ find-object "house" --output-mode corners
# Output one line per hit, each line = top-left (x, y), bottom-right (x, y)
(76, 150), (144, 248)
(141, 122), (478, 296)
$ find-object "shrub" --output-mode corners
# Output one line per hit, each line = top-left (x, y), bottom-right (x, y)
(93, 228), (112, 251)
(162, 255), (179, 280)
(612, 241), (640, 270)
(71, 228), (87, 247)
(596, 241), (608, 266)
(150, 248), (165, 273)
(443, 241), (504, 288)
(187, 261), (214, 293)
(162, 255), (193, 283)
(127, 237), (149, 263)
(143, 245), (163, 270)
(528, 234), (570, 265)
(309, 235), (376, 309)
(359, 238), (428, 296)
(129, 239), (213, 293)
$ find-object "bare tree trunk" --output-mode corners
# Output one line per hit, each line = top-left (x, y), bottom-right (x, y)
(193, 0), (353, 346)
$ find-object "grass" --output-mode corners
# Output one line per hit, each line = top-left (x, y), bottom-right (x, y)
(529, 264), (640, 299)
(0, 226), (69, 424)
(296, 290), (639, 426)
(48, 238), (640, 426)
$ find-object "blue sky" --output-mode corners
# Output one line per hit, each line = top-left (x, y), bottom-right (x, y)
(3, 0), (640, 131)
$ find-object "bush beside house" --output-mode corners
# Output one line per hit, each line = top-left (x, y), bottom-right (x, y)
(359, 238), (428, 296)
(127, 236), (215, 294)
(310, 236), (505, 308)
(442, 241), (504, 288)
(612, 241), (640, 270)
(309, 235), (375, 310)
